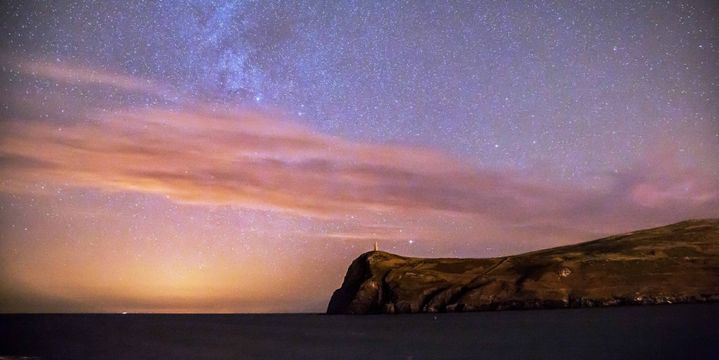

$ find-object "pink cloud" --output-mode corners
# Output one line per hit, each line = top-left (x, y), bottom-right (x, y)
(1, 61), (717, 243)
(19, 61), (170, 96)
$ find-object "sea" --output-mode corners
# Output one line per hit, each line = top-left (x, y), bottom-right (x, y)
(1, 303), (717, 359)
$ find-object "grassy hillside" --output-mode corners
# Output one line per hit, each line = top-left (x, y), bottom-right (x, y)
(327, 219), (719, 314)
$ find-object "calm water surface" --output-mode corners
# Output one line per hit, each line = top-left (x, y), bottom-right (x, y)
(1, 304), (717, 359)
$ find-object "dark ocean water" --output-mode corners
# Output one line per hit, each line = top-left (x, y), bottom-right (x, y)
(1, 304), (717, 359)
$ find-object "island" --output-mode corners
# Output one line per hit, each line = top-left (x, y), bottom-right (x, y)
(327, 219), (719, 314)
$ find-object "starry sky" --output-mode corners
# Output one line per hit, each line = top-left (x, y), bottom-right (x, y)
(1, 1), (717, 313)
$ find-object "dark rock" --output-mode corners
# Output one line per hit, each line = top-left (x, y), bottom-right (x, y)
(327, 219), (719, 314)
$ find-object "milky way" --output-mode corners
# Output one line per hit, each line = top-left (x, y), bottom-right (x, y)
(0, 1), (717, 312)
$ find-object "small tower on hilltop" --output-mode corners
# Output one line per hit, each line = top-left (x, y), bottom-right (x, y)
(373, 241), (379, 251)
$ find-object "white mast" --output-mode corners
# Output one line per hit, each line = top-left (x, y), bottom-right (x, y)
(373, 241), (379, 251)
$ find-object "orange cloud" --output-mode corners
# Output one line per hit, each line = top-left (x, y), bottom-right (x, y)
(0, 106), (545, 220)
(1, 61), (717, 234)
(2, 61), (718, 313)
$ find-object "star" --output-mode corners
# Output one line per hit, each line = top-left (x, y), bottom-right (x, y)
(0, 0), (716, 314)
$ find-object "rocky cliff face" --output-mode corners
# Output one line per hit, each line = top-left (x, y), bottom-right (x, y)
(327, 219), (719, 314)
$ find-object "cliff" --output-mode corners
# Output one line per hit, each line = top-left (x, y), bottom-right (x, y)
(327, 219), (719, 314)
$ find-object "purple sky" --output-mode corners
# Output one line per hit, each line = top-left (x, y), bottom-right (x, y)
(0, 1), (717, 312)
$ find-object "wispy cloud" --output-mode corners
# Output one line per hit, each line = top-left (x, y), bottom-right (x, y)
(1, 61), (717, 236)
(2, 61), (718, 313)
(0, 106), (535, 218)
(19, 60), (170, 96)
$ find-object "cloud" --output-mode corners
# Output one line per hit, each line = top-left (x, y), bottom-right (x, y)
(0, 106), (542, 219)
(2, 61), (718, 313)
(18, 61), (170, 96)
(1, 61), (717, 237)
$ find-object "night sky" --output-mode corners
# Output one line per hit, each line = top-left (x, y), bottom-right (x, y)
(1, 1), (717, 313)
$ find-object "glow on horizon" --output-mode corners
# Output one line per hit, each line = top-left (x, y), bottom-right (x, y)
(1, 1), (717, 313)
